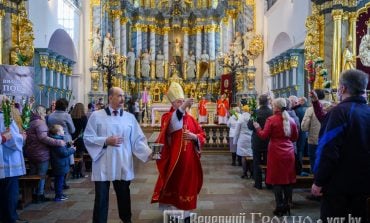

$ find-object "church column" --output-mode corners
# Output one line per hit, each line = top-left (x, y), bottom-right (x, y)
(195, 26), (202, 80)
(226, 11), (235, 51)
(62, 61), (68, 96)
(208, 25), (216, 79)
(142, 25), (148, 51)
(182, 26), (189, 60)
(149, 25), (156, 79)
(331, 9), (343, 89)
(348, 12), (357, 58)
(48, 56), (56, 104)
(55, 58), (62, 100)
(134, 24), (142, 56)
(0, 7), (4, 64)
(221, 17), (228, 53)
(163, 26), (170, 79)
(112, 10), (121, 55)
(120, 18), (128, 56)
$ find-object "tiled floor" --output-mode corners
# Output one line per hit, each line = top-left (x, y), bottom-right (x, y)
(18, 154), (320, 223)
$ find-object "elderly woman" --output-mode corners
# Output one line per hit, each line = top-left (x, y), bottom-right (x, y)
(25, 105), (65, 203)
(253, 98), (298, 216)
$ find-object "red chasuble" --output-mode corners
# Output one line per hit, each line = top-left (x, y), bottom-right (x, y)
(151, 108), (205, 210)
(217, 99), (229, 117)
(198, 99), (208, 116)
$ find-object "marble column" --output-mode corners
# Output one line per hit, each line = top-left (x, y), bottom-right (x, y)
(112, 10), (121, 55)
(40, 55), (49, 86)
(56, 60), (62, 99)
(149, 25), (156, 79)
(208, 25), (216, 60)
(349, 12), (357, 58)
(163, 27), (170, 79)
(142, 26), (148, 51)
(221, 18), (228, 53)
(135, 24), (142, 55)
(195, 26), (202, 58)
(227, 16), (233, 52)
(120, 18), (128, 56)
(331, 9), (343, 89)
(182, 27), (189, 60)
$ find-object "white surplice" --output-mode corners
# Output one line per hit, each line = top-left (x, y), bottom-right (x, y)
(83, 109), (152, 181)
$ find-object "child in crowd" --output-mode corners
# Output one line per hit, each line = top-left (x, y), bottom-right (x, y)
(49, 124), (76, 201)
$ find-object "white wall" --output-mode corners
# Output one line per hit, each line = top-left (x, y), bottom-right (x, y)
(28, 0), (84, 104)
(261, 0), (311, 92)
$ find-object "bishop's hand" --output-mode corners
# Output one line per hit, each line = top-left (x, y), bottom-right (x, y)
(183, 129), (197, 141)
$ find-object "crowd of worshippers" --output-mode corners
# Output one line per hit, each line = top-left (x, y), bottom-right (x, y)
(226, 69), (370, 219)
(0, 69), (370, 223)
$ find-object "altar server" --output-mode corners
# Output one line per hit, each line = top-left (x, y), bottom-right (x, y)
(84, 87), (152, 223)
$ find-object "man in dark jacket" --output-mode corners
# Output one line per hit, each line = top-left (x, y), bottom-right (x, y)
(248, 94), (273, 189)
(311, 69), (370, 222)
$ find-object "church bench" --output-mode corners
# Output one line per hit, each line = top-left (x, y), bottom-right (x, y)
(18, 175), (42, 209)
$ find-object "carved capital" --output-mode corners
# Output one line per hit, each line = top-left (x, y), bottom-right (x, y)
(40, 55), (49, 68)
(348, 12), (357, 21)
(290, 56), (299, 68)
(56, 61), (63, 73)
(48, 58), (56, 70)
(91, 0), (100, 6)
(111, 9), (122, 19)
(163, 26), (171, 34)
(120, 17), (128, 25)
(332, 9), (343, 20)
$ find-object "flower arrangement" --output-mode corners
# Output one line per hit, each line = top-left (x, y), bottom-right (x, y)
(247, 97), (257, 121)
(21, 98), (32, 130)
(2, 98), (12, 129)
(229, 109), (239, 120)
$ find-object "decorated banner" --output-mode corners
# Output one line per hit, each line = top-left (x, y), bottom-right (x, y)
(0, 65), (34, 100)
(221, 73), (232, 102)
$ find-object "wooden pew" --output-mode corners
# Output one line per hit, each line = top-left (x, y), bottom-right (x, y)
(18, 175), (41, 209)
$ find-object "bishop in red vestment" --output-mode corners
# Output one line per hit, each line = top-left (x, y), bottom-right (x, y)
(151, 82), (205, 211)
(217, 94), (229, 124)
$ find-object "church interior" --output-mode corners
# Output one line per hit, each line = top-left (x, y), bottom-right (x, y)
(1, 0), (370, 222)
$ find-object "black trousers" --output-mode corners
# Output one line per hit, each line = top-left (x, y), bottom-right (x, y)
(253, 150), (267, 188)
(320, 194), (369, 223)
(273, 184), (292, 209)
(93, 180), (131, 223)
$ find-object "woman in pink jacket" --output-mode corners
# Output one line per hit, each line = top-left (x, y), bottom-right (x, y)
(253, 98), (298, 216)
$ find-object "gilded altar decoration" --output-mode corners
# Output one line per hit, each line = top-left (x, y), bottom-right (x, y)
(305, 57), (330, 90)
(10, 2), (34, 66)
(247, 34), (264, 60)
(304, 4), (322, 65)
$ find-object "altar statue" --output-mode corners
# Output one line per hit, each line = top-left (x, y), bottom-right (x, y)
(342, 37), (355, 71)
(242, 27), (254, 57)
(141, 49), (151, 78)
(233, 32), (243, 56)
(103, 32), (114, 57)
(127, 48), (136, 77)
(173, 38), (182, 57)
(92, 27), (102, 59)
(155, 50), (165, 79)
(185, 50), (196, 80)
(199, 50), (209, 79)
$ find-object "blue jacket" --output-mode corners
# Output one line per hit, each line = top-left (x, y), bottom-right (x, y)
(49, 135), (75, 176)
(314, 96), (370, 195)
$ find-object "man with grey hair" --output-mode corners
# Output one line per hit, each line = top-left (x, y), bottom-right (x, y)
(311, 69), (370, 222)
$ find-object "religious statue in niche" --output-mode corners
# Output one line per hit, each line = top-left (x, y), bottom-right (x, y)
(103, 32), (114, 58)
(126, 48), (136, 77)
(342, 37), (355, 71)
(242, 26), (254, 57)
(92, 27), (102, 60)
(185, 50), (196, 80)
(141, 49), (151, 78)
(199, 50), (209, 79)
(358, 22), (370, 67)
(233, 32), (243, 57)
(155, 50), (165, 79)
